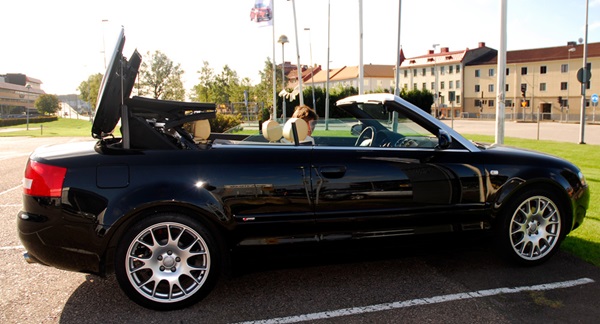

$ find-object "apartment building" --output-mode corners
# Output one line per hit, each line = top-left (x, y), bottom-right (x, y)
(399, 42), (496, 118)
(464, 43), (600, 120)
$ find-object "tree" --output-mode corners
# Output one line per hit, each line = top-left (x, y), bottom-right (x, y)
(35, 94), (60, 115)
(138, 50), (185, 100)
(401, 88), (434, 114)
(78, 73), (103, 112)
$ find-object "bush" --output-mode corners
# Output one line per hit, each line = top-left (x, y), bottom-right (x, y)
(209, 113), (243, 133)
(0, 116), (58, 127)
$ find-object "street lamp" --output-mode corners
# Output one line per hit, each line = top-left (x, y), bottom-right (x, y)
(304, 27), (316, 110)
(25, 83), (32, 130)
(567, 46), (576, 122)
(278, 34), (289, 123)
(432, 44), (439, 117)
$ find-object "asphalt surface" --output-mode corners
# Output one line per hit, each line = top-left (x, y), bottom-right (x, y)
(1, 134), (599, 324)
(442, 119), (600, 145)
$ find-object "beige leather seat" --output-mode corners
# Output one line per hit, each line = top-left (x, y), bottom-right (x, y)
(282, 118), (309, 143)
(262, 120), (283, 142)
(193, 119), (211, 143)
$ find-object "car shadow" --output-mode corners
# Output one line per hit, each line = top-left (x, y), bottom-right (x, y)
(57, 235), (599, 323)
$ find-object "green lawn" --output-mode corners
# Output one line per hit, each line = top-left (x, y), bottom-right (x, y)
(0, 118), (94, 137)
(2, 120), (598, 266)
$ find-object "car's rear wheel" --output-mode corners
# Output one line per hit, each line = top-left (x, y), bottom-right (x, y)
(497, 188), (565, 265)
(115, 213), (220, 310)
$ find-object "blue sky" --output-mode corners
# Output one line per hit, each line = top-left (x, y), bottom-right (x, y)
(2, 0), (599, 95)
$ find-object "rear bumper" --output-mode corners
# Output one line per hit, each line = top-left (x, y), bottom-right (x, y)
(18, 210), (103, 275)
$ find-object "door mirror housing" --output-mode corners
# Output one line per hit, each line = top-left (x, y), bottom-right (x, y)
(436, 129), (452, 150)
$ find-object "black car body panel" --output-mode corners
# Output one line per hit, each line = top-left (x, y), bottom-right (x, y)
(17, 29), (589, 309)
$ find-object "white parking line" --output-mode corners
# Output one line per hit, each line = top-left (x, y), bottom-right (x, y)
(0, 185), (21, 196)
(0, 245), (24, 251)
(237, 278), (595, 324)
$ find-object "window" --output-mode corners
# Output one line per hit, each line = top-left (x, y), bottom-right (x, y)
(449, 81), (453, 89)
(540, 83), (546, 91)
(488, 100), (494, 107)
(475, 84), (480, 92)
(521, 83), (527, 92)
(440, 66), (445, 75)
(413, 69), (417, 77)
(431, 67), (435, 75)
(540, 66), (547, 74)
(413, 83), (417, 90)
(449, 65), (453, 74)
(561, 64), (568, 73)
(377, 80), (383, 88)
(422, 82), (427, 90)
(560, 82), (568, 90)
(475, 69), (480, 77)
(456, 80), (461, 89)
(422, 68), (426, 76)
(505, 84), (509, 91)
(506, 68), (510, 75)
(489, 68), (495, 76)
(456, 95), (461, 104)
(456, 65), (460, 73)
(440, 81), (445, 89)
(488, 84), (494, 92)
(403, 70), (408, 78)
(431, 82), (435, 90)
(506, 99), (513, 107)
(521, 67), (528, 75)
(403, 83), (408, 89)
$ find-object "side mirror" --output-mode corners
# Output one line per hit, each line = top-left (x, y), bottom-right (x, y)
(350, 124), (363, 136)
(436, 129), (452, 150)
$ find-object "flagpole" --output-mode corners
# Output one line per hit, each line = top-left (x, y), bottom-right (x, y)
(271, 0), (277, 120)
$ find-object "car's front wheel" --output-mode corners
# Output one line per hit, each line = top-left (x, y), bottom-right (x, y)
(497, 188), (565, 265)
(115, 213), (220, 310)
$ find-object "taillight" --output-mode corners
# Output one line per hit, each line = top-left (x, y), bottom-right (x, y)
(23, 160), (67, 197)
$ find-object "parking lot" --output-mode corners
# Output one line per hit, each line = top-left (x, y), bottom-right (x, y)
(1, 136), (599, 323)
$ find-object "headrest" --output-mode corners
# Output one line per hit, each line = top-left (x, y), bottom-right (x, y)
(283, 118), (309, 143)
(193, 119), (211, 141)
(262, 120), (283, 142)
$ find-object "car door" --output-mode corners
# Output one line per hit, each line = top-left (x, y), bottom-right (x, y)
(207, 144), (315, 240)
(310, 136), (486, 237)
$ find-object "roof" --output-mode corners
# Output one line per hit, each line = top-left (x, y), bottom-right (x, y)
(467, 42), (600, 65)
(402, 48), (467, 68)
(0, 81), (46, 94)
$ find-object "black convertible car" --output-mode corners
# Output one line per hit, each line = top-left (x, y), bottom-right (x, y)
(18, 30), (589, 310)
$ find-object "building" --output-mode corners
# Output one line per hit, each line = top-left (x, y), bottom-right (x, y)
(399, 42), (496, 118)
(305, 64), (396, 93)
(0, 74), (45, 118)
(464, 43), (600, 121)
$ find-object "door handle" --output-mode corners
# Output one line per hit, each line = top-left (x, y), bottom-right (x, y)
(319, 166), (347, 179)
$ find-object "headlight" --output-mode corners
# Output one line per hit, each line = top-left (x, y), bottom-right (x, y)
(578, 171), (587, 186)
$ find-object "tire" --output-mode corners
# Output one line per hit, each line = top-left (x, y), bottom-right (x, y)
(115, 212), (220, 310)
(496, 188), (565, 266)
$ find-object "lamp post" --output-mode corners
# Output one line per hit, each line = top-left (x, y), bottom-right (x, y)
(432, 44), (439, 117)
(25, 83), (32, 130)
(567, 46), (576, 122)
(303, 27), (316, 110)
(278, 34), (289, 123)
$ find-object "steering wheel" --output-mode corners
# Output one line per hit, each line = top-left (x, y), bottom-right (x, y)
(355, 126), (376, 146)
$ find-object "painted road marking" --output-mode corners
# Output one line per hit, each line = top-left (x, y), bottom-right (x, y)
(0, 185), (21, 196)
(237, 278), (595, 324)
(0, 245), (25, 251)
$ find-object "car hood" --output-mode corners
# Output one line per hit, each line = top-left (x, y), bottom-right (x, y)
(92, 28), (141, 139)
